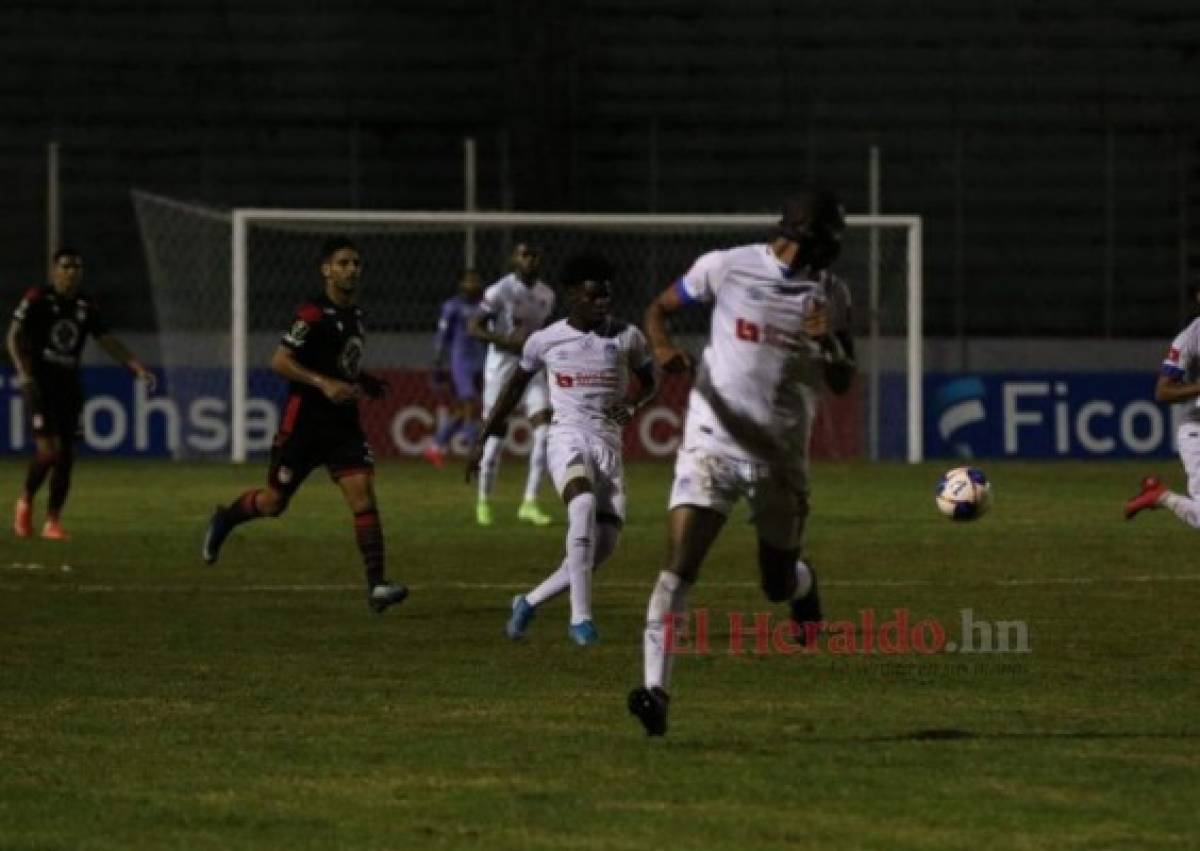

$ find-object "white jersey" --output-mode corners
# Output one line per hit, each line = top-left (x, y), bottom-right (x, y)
(479, 273), (556, 380)
(678, 244), (851, 459)
(519, 317), (652, 447)
(1162, 317), (1200, 424)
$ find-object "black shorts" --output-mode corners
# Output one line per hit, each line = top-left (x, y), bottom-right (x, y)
(267, 410), (375, 496)
(28, 378), (83, 441)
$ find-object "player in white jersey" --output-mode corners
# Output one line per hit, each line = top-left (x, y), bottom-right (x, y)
(467, 252), (657, 645)
(628, 188), (856, 735)
(1124, 284), (1200, 525)
(467, 243), (557, 527)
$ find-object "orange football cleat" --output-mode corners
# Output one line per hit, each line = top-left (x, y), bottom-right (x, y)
(1124, 476), (1167, 520)
(422, 444), (446, 470)
(40, 517), (70, 541)
(13, 498), (32, 538)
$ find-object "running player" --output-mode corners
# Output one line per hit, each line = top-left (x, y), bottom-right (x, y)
(1125, 283), (1200, 526)
(8, 248), (157, 540)
(201, 237), (408, 614)
(628, 188), (856, 735)
(466, 252), (657, 644)
(467, 243), (556, 526)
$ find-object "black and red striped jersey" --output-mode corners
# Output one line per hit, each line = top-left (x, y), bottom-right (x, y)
(278, 293), (365, 425)
(10, 286), (109, 375)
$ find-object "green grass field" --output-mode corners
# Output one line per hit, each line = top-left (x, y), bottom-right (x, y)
(1, 458), (1197, 850)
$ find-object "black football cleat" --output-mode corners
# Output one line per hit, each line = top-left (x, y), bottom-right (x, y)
(628, 686), (670, 737)
(368, 581), (410, 614)
(789, 564), (823, 646)
(202, 506), (235, 565)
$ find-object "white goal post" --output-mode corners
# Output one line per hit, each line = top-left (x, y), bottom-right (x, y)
(227, 209), (923, 464)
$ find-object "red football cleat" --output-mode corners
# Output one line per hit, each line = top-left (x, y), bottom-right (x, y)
(422, 444), (446, 470)
(40, 518), (70, 541)
(1124, 476), (1167, 520)
(13, 498), (32, 538)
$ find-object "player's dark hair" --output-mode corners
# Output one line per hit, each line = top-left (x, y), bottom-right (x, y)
(776, 185), (845, 242)
(52, 247), (83, 264)
(559, 251), (614, 291)
(319, 236), (358, 262)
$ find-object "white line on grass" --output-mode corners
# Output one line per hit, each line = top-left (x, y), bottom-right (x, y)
(3, 575), (1199, 593)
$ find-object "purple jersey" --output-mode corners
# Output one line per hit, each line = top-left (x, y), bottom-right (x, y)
(435, 295), (486, 372)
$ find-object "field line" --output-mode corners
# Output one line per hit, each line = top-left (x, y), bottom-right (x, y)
(3, 574), (1200, 592)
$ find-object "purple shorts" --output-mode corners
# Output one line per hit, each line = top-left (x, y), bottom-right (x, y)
(451, 359), (484, 401)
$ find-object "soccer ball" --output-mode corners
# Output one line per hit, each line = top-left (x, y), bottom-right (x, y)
(934, 466), (992, 521)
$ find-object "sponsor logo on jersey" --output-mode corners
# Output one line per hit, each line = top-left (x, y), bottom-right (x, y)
(340, 336), (364, 378)
(285, 320), (310, 346)
(554, 369), (618, 388)
(277, 466), (293, 484)
(734, 317), (797, 348)
(50, 319), (80, 353)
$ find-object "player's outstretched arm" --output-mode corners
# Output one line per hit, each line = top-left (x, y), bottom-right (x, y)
(644, 284), (693, 373)
(97, 333), (157, 393)
(467, 312), (524, 355)
(5, 318), (32, 382)
(605, 362), (660, 426)
(1154, 373), (1200, 404)
(821, 330), (856, 395)
(465, 367), (535, 482)
(269, 345), (358, 405)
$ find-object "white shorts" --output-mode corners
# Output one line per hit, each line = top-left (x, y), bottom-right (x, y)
(668, 442), (810, 550)
(1178, 422), (1200, 497)
(482, 361), (550, 419)
(547, 427), (626, 521)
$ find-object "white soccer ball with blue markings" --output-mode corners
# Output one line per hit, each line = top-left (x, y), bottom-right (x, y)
(935, 466), (992, 521)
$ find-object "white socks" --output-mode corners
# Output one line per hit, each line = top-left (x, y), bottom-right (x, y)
(1163, 492), (1200, 529)
(477, 436), (504, 501)
(524, 423), (549, 502)
(526, 522), (619, 608)
(644, 570), (689, 690)
(566, 492), (596, 624)
(792, 559), (814, 599)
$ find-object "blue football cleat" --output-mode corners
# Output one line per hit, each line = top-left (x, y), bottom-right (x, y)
(202, 506), (235, 565)
(506, 595), (536, 639)
(567, 620), (599, 646)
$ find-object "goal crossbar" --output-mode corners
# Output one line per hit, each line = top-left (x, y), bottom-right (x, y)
(230, 209), (922, 464)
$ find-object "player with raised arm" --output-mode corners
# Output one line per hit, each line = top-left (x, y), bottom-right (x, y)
(8, 248), (157, 540)
(423, 269), (487, 468)
(201, 237), (408, 614)
(1124, 283), (1200, 526)
(466, 252), (657, 645)
(628, 188), (856, 735)
(467, 242), (557, 526)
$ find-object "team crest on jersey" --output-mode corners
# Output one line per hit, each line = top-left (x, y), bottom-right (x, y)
(340, 336), (364, 378)
(287, 320), (310, 345)
(75, 305), (87, 323)
(604, 342), (618, 355)
(32, 414), (44, 430)
(277, 466), (294, 484)
(747, 287), (766, 302)
(50, 319), (80, 353)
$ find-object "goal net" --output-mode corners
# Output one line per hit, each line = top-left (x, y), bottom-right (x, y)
(133, 191), (922, 463)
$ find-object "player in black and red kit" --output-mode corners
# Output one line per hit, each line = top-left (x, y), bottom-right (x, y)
(7, 248), (157, 540)
(201, 237), (407, 613)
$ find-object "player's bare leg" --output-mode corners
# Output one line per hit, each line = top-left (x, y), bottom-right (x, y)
(15, 435), (60, 538)
(336, 472), (408, 613)
(42, 440), (77, 540)
(518, 410), (553, 526)
(754, 485), (822, 643)
(631, 505), (726, 736)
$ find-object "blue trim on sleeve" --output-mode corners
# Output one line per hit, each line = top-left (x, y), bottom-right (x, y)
(1161, 364), (1186, 380)
(673, 277), (697, 306)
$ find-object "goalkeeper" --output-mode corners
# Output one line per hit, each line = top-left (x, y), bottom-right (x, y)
(201, 237), (408, 614)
